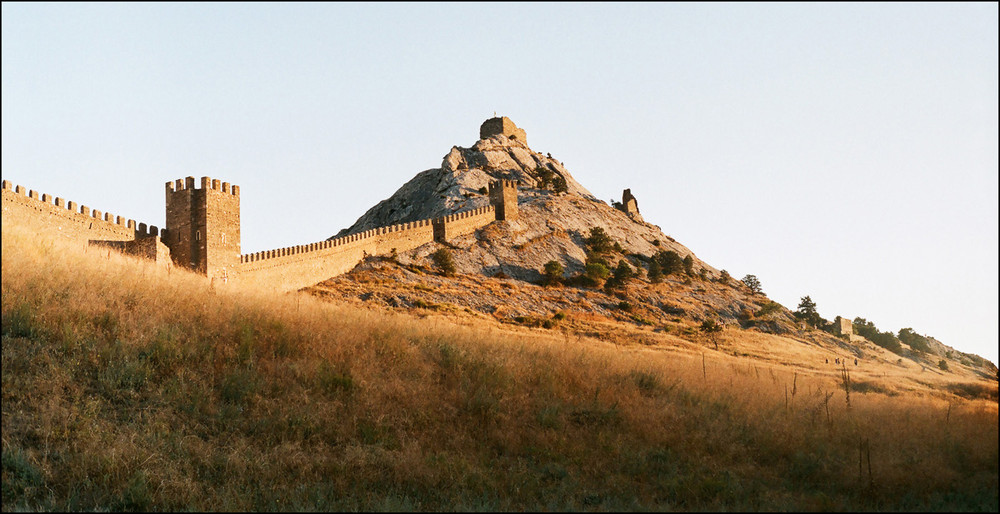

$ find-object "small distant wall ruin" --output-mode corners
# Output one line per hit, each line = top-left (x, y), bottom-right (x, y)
(89, 236), (172, 265)
(617, 188), (643, 221)
(834, 316), (853, 336)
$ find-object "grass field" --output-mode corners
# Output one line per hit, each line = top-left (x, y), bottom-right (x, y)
(2, 221), (997, 511)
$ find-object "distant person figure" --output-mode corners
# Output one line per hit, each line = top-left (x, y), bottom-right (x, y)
(825, 358), (829, 364)
(855, 358), (858, 366)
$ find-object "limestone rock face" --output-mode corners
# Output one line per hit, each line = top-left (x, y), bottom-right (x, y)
(331, 128), (716, 282)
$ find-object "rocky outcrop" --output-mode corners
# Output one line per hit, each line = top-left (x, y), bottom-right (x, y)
(331, 127), (715, 282)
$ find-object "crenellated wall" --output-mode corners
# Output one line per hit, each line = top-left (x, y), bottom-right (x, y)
(231, 218), (435, 291)
(1, 179), (163, 244)
(433, 205), (496, 242)
(3, 176), (518, 293)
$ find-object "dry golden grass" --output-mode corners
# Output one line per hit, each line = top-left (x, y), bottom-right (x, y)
(2, 221), (997, 511)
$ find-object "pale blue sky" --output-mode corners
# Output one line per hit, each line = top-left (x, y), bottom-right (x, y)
(3, 3), (997, 364)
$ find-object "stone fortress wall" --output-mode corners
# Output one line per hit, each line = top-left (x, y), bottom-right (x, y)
(231, 203), (500, 292)
(2, 176), (516, 292)
(1, 180), (165, 244)
(2, 118), (524, 292)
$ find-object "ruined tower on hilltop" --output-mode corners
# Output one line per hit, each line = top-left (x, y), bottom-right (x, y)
(617, 188), (643, 222)
(164, 176), (240, 279)
(480, 116), (527, 145)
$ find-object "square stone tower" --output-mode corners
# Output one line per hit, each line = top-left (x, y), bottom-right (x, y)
(834, 316), (853, 337)
(480, 116), (527, 145)
(164, 176), (240, 279)
(489, 180), (519, 221)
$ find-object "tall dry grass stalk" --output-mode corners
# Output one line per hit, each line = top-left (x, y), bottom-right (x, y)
(2, 221), (998, 511)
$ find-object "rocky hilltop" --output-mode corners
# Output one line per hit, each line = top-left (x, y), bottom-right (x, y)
(310, 117), (996, 383)
(333, 117), (715, 282)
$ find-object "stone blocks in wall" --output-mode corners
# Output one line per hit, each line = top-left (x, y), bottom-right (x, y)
(834, 316), (853, 336)
(1, 181), (157, 247)
(480, 117), (527, 146)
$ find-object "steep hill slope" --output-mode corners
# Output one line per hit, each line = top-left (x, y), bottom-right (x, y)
(332, 124), (714, 281)
(315, 119), (995, 381)
(2, 220), (997, 511)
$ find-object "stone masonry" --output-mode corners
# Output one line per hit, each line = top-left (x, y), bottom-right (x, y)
(165, 177), (241, 280)
(834, 316), (853, 337)
(616, 188), (643, 222)
(3, 172), (519, 292)
(480, 116), (527, 146)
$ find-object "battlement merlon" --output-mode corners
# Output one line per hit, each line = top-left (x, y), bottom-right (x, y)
(165, 177), (239, 196)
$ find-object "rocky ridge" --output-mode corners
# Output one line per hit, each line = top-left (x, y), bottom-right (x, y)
(312, 119), (996, 381)
(333, 131), (715, 282)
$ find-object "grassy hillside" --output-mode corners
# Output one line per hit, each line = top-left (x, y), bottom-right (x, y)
(2, 221), (997, 511)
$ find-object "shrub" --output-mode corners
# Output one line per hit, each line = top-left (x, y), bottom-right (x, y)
(718, 269), (731, 284)
(432, 248), (456, 277)
(938, 360), (949, 371)
(534, 166), (568, 193)
(853, 317), (904, 354)
(542, 260), (564, 286)
(647, 259), (663, 283)
(898, 328), (932, 354)
(757, 301), (782, 317)
(606, 260), (635, 289)
(683, 255), (694, 276)
(585, 227), (614, 253)
(654, 250), (684, 276)
(581, 261), (610, 288)
(700, 318), (724, 350)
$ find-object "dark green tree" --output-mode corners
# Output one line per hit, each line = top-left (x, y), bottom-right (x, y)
(853, 317), (904, 354)
(542, 260), (564, 286)
(898, 328), (932, 353)
(655, 250), (684, 276)
(795, 296), (822, 328)
(606, 260), (635, 289)
(582, 262), (610, 288)
(432, 248), (456, 277)
(683, 255), (694, 275)
(585, 227), (613, 253)
(647, 259), (663, 283)
(700, 318), (724, 350)
(741, 274), (762, 295)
